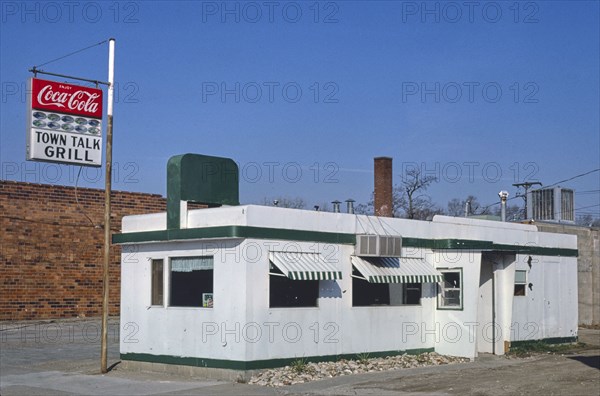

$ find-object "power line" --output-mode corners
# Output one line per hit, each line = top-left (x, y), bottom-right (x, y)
(544, 204), (600, 219)
(33, 40), (108, 69)
(574, 204), (600, 211)
(0, 215), (119, 231)
(479, 168), (600, 212)
(542, 169), (600, 190)
(576, 189), (600, 194)
(478, 194), (519, 212)
(75, 166), (102, 229)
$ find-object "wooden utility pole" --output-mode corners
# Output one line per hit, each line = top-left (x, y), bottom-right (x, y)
(101, 38), (115, 374)
(513, 181), (542, 219)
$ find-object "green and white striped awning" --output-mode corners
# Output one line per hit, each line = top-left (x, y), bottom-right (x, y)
(269, 252), (342, 280)
(351, 256), (443, 283)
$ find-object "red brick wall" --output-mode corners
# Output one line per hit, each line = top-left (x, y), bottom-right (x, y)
(0, 180), (167, 321)
(374, 157), (393, 217)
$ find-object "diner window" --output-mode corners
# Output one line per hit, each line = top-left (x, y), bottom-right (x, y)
(437, 269), (462, 310)
(514, 270), (527, 296)
(151, 259), (164, 306)
(269, 263), (319, 308)
(169, 256), (214, 308)
(351, 268), (422, 306)
(403, 283), (422, 305)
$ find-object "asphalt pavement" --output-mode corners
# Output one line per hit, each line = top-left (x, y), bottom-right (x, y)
(1, 318), (598, 395)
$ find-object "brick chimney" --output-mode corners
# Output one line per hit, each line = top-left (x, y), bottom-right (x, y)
(374, 157), (393, 217)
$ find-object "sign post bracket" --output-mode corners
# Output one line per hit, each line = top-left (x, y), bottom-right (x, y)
(29, 67), (110, 87)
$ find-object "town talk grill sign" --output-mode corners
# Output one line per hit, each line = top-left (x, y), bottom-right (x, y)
(27, 78), (103, 167)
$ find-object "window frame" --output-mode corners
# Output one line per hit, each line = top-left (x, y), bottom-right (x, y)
(437, 268), (463, 311)
(351, 269), (390, 307)
(514, 269), (527, 296)
(403, 282), (423, 305)
(351, 267), (423, 307)
(150, 258), (164, 307)
(168, 255), (214, 309)
(268, 261), (320, 309)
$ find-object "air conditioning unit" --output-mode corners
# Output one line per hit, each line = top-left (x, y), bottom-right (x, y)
(527, 187), (575, 223)
(355, 234), (402, 257)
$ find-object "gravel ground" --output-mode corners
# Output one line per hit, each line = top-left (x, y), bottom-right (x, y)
(249, 352), (470, 387)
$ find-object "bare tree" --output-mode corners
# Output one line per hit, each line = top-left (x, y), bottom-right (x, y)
(447, 195), (483, 217)
(447, 198), (463, 217)
(314, 201), (331, 212)
(354, 193), (374, 215)
(260, 196), (306, 209)
(493, 204), (524, 221)
(394, 168), (439, 219)
(576, 214), (600, 227)
(354, 172), (441, 220)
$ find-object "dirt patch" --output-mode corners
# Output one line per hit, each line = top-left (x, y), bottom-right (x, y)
(351, 350), (600, 396)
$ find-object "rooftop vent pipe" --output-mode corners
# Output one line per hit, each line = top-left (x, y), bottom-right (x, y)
(346, 199), (355, 214)
(332, 200), (341, 213)
(499, 190), (509, 222)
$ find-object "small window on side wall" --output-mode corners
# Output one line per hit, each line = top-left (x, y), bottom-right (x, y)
(403, 283), (422, 305)
(151, 259), (164, 306)
(514, 270), (527, 296)
(437, 269), (462, 310)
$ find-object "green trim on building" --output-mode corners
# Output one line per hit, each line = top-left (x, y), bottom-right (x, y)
(489, 243), (578, 257)
(113, 225), (356, 245)
(113, 226), (578, 258)
(404, 238), (578, 257)
(167, 154), (240, 230)
(510, 336), (578, 348)
(120, 347), (434, 371)
(433, 239), (495, 250)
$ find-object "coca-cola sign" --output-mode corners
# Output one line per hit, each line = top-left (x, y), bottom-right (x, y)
(31, 78), (103, 119)
(27, 77), (103, 167)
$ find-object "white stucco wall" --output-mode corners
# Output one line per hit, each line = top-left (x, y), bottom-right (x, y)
(121, 238), (438, 361)
(511, 255), (578, 342)
(119, 206), (578, 363)
(121, 239), (251, 361)
(432, 251), (482, 358)
(241, 241), (436, 361)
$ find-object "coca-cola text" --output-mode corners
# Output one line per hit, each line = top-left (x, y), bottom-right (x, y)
(31, 78), (103, 118)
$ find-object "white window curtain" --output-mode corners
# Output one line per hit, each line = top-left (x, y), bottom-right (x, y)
(171, 256), (213, 272)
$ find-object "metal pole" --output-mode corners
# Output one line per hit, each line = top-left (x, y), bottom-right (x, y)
(101, 38), (115, 374)
(491, 265), (496, 355)
(499, 191), (509, 222)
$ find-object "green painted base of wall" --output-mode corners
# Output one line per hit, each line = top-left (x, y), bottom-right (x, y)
(121, 347), (434, 371)
(510, 336), (578, 348)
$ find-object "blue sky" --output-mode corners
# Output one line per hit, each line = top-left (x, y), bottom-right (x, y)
(1, 1), (599, 217)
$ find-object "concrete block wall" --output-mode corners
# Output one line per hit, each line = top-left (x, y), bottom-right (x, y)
(535, 222), (600, 325)
(0, 180), (167, 321)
